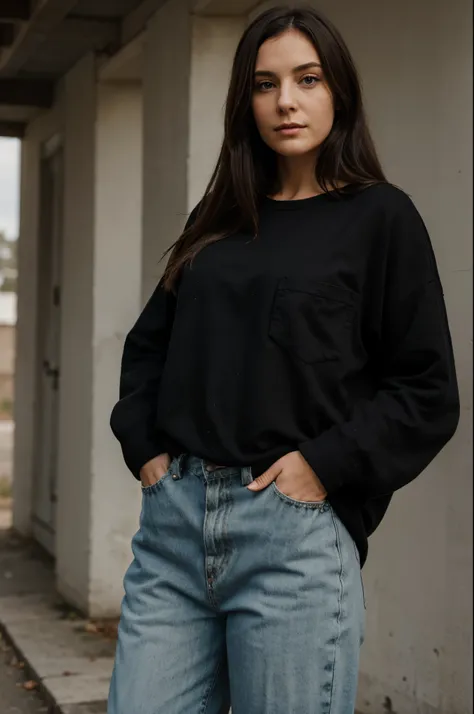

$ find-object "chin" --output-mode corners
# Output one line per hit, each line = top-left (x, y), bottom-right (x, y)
(271, 142), (318, 158)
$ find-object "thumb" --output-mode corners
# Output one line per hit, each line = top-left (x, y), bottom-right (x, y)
(247, 463), (281, 491)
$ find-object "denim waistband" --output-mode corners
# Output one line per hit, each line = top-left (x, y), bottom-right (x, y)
(172, 454), (254, 487)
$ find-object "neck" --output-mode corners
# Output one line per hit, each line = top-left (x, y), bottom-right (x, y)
(273, 152), (321, 200)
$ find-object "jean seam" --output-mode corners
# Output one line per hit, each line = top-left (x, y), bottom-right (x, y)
(326, 507), (345, 714)
(216, 477), (232, 587)
(199, 657), (224, 714)
(271, 482), (329, 511)
(203, 480), (219, 611)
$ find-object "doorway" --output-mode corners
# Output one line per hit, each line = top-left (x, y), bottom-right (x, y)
(32, 136), (63, 555)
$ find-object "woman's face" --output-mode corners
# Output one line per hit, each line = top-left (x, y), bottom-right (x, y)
(252, 29), (335, 158)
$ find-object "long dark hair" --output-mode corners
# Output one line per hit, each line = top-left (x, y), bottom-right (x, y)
(162, 4), (387, 292)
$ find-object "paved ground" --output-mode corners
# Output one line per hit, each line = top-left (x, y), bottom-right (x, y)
(0, 502), (113, 714)
(0, 420), (114, 713)
(0, 509), (49, 714)
(0, 630), (49, 714)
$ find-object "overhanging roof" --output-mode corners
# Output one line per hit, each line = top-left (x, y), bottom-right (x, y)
(0, 0), (258, 133)
(0, 0), (144, 132)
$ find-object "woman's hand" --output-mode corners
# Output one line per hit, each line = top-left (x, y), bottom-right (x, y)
(247, 451), (327, 502)
(139, 453), (171, 488)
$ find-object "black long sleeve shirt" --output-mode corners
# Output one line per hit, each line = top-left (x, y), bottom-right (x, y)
(111, 183), (460, 565)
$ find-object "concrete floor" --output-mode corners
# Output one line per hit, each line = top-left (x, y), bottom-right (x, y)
(0, 417), (113, 714)
(0, 506), (49, 714)
(0, 630), (48, 714)
(0, 509), (113, 714)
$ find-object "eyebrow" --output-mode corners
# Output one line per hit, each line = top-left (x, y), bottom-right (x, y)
(254, 62), (322, 77)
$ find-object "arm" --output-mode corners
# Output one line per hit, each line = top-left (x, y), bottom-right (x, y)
(110, 279), (176, 479)
(299, 193), (460, 500)
(111, 205), (201, 478)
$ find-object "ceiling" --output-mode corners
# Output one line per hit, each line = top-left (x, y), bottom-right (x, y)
(0, 0), (145, 134)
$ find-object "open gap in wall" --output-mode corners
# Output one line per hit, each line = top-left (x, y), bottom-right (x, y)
(0, 136), (20, 530)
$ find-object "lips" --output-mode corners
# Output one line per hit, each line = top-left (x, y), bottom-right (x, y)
(275, 123), (305, 131)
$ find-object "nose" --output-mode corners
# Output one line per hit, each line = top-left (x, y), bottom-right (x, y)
(277, 81), (297, 114)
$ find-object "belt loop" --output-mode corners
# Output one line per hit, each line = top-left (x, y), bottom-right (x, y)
(241, 466), (253, 486)
(174, 454), (185, 480)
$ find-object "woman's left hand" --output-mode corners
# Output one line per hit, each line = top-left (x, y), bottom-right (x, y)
(247, 451), (327, 502)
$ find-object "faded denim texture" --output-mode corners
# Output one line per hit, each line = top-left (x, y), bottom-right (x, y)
(108, 455), (365, 713)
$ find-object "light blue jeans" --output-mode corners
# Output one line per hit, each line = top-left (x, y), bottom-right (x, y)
(108, 455), (365, 713)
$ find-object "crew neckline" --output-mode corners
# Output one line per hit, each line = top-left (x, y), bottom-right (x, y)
(263, 186), (348, 210)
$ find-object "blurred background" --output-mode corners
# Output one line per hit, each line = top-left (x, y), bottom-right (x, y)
(0, 136), (18, 521)
(0, 1), (472, 713)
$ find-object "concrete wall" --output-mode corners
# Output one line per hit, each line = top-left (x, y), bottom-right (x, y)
(250, 2), (473, 713)
(188, 15), (245, 210)
(54, 54), (97, 610)
(56, 62), (146, 616)
(15, 54), (98, 607)
(13, 87), (64, 535)
(16, 56), (145, 614)
(90, 80), (143, 615)
(142, 0), (192, 299)
(143, 0), (243, 298)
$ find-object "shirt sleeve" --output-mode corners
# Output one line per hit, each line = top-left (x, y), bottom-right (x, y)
(110, 280), (177, 479)
(299, 192), (460, 500)
(110, 205), (200, 479)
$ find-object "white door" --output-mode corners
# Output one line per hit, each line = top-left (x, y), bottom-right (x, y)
(33, 139), (63, 555)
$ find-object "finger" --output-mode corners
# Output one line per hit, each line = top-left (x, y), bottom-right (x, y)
(247, 464), (282, 491)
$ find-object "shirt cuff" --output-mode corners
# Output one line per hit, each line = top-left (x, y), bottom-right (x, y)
(120, 430), (164, 480)
(299, 430), (361, 496)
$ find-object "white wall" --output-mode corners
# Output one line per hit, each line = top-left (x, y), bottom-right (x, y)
(90, 80), (143, 616)
(143, 0), (243, 297)
(56, 63), (146, 616)
(55, 54), (96, 609)
(249, 2), (473, 713)
(188, 15), (245, 210)
(17, 57), (145, 615)
(13, 89), (64, 535)
(142, 0), (192, 299)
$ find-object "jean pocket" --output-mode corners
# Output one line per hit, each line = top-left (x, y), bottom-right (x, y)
(141, 465), (173, 495)
(270, 482), (330, 511)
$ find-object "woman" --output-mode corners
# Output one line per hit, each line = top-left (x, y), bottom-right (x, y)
(108, 6), (459, 713)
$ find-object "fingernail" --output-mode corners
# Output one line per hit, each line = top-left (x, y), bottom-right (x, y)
(247, 483), (257, 490)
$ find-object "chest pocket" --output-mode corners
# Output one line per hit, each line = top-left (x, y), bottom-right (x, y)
(269, 278), (357, 364)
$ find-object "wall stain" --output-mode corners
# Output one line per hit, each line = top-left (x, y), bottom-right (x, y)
(383, 696), (397, 713)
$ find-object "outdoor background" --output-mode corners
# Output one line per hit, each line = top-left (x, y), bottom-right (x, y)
(0, 136), (19, 526)
(0, 0), (471, 711)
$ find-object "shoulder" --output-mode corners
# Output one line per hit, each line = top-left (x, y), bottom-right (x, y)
(357, 184), (437, 275)
(350, 183), (431, 253)
(351, 181), (418, 213)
